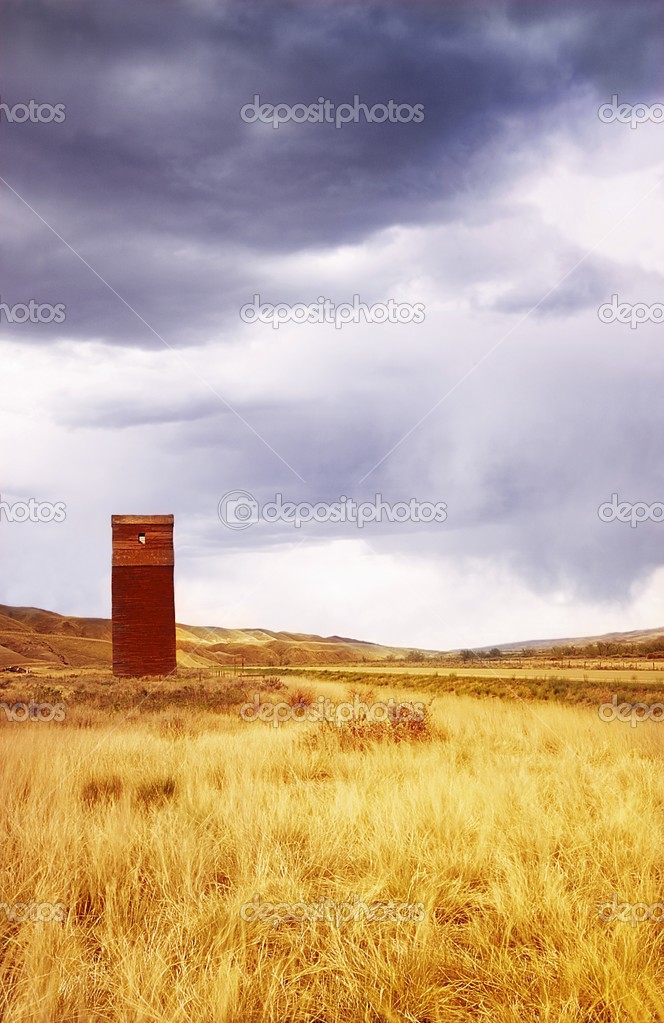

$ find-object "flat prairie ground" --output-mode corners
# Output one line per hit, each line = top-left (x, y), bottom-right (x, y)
(281, 663), (664, 684)
(0, 672), (662, 1022)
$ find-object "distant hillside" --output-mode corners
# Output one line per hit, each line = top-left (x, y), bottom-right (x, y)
(2, 603), (663, 671)
(0, 604), (437, 670)
(487, 625), (664, 653)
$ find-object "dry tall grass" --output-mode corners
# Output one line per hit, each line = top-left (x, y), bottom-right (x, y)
(0, 686), (662, 1021)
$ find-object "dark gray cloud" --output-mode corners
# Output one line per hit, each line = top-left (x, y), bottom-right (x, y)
(1, 0), (658, 346)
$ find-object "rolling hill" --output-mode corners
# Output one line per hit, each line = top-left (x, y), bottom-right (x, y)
(488, 625), (664, 652)
(2, 603), (663, 671)
(0, 604), (436, 670)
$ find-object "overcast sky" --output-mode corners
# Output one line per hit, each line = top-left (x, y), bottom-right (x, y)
(1, 0), (663, 649)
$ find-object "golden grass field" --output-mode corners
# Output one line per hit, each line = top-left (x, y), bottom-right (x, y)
(0, 673), (662, 1022)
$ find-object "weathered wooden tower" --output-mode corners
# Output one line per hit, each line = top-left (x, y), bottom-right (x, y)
(111, 515), (176, 677)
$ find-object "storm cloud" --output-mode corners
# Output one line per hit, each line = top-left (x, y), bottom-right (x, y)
(1, 0), (663, 647)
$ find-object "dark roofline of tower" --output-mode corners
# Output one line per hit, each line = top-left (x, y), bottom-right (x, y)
(111, 515), (174, 525)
